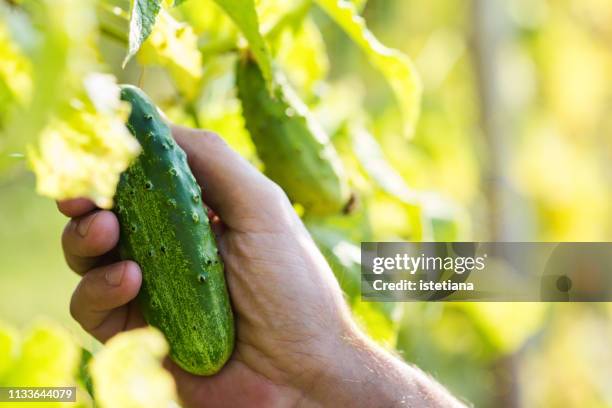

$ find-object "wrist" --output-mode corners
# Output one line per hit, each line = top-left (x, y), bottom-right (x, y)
(302, 325), (380, 406)
(303, 325), (464, 407)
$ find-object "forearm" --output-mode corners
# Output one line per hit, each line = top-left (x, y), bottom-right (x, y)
(308, 330), (465, 408)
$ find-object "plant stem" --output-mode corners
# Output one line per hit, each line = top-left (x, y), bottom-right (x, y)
(97, 0), (129, 44)
(197, 0), (313, 58)
(185, 102), (202, 128)
(199, 36), (238, 59)
(99, 24), (128, 44)
(265, 0), (313, 41)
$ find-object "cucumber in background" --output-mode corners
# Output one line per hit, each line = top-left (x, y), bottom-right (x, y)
(236, 55), (351, 215)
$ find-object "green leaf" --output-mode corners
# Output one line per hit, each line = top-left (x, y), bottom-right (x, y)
(90, 327), (178, 408)
(212, 0), (272, 84)
(314, 0), (422, 136)
(123, 0), (162, 67)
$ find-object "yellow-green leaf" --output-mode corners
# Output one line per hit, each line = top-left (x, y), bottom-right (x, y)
(307, 221), (361, 300)
(460, 303), (548, 354)
(351, 125), (419, 204)
(27, 73), (141, 209)
(212, 0), (272, 85)
(200, 98), (258, 161)
(352, 0), (367, 11)
(352, 301), (402, 349)
(2, 321), (80, 388)
(0, 20), (32, 105)
(275, 17), (329, 95)
(306, 220), (402, 348)
(314, 0), (422, 136)
(0, 0), (96, 170)
(176, 0), (236, 39)
(0, 322), (19, 381)
(256, 0), (300, 28)
(90, 328), (178, 408)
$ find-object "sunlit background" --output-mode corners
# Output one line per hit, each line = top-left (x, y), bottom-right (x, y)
(1, 0), (612, 406)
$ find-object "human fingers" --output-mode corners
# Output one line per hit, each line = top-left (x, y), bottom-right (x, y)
(57, 198), (97, 218)
(172, 126), (295, 232)
(70, 260), (144, 342)
(62, 210), (120, 274)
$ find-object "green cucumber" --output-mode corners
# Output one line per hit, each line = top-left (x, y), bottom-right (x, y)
(113, 85), (234, 376)
(236, 55), (350, 215)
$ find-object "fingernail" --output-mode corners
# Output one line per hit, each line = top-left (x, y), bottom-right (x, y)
(105, 265), (125, 286)
(76, 213), (97, 237)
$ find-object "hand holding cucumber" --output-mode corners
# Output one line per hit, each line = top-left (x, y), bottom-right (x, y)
(58, 125), (462, 407)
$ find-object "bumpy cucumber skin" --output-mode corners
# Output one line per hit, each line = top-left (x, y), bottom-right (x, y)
(113, 85), (234, 375)
(236, 56), (350, 215)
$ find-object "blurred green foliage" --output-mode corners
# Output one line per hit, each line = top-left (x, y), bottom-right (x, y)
(0, 320), (92, 407)
(0, 322), (176, 407)
(1, 0), (611, 407)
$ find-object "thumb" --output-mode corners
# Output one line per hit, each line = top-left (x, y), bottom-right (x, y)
(171, 125), (293, 231)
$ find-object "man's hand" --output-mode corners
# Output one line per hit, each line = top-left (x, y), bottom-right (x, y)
(58, 126), (463, 407)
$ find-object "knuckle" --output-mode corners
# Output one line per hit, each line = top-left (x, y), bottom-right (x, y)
(61, 220), (76, 246)
(257, 181), (298, 227)
(79, 272), (101, 305)
(69, 289), (81, 321)
(200, 130), (228, 150)
(264, 181), (291, 208)
(64, 255), (81, 274)
(88, 213), (119, 252)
